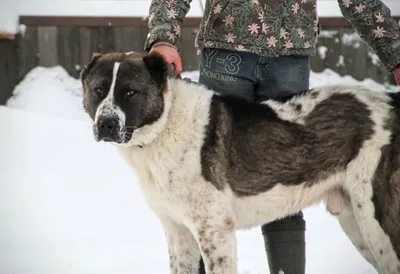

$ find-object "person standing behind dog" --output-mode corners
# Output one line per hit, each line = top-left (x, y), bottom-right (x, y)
(143, 0), (400, 273)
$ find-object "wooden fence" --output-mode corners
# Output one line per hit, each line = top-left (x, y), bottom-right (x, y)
(0, 15), (399, 105)
(0, 35), (18, 104)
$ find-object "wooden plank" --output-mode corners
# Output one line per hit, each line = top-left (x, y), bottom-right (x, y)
(90, 27), (101, 55)
(15, 26), (39, 82)
(38, 26), (58, 67)
(113, 27), (125, 52)
(339, 29), (367, 81)
(79, 27), (92, 70)
(309, 54), (324, 73)
(57, 26), (81, 78)
(310, 35), (328, 73)
(311, 30), (354, 78)
(0, 40), (10, 104)
(0, 38), (18, 104)
(322, 36), (344, 76)
(180, 27), (199, 72)
(113, 27), (145, 53)
(365, 47), (396, 85)
(140, 27), (149, 51)
(90, 27), (115, 54)
(310, 31), (342, 76)
(99, 26), (115, 53)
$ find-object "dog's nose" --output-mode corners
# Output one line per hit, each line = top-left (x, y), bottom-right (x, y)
(97, 117), (119, 142)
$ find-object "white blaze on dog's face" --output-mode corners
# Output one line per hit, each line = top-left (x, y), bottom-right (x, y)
(80, 52), (169, 144)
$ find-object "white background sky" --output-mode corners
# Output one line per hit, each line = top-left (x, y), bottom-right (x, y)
(1, 0), (400, 33)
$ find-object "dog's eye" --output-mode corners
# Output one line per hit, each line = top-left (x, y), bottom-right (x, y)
(94, 87), (103, 96)
(126, 90), (137, 97)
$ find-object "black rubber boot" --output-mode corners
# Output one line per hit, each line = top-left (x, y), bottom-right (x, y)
(261, 212), (306, 274)
(198, 257), (206, 274)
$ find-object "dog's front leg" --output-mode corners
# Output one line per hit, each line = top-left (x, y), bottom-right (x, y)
(190, 211), (237, 274)
(160, 216), (202, 274)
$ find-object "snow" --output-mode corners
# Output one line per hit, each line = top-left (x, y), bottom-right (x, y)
(341, 32), (364, 47)
(318, 46), (328, 60)
(318, 31), (362, 48)
(368, 52), (380, 66)
(6, 66), (88, 122)
(2, 65), (400, 274)
(336, 55), (345, 67)
(18, 24), (26, 37)
(318, 30), (339, 39)
(2, 0), (400, 34)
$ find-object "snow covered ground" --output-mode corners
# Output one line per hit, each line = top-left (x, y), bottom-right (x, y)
(2, 66), (400, 274)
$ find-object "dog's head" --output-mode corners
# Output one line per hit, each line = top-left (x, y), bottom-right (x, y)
(80, 51), (170, 145)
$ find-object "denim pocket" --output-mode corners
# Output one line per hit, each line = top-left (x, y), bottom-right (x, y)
(200, 48), (257, 79)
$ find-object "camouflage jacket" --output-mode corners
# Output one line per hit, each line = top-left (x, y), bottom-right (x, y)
(144, 0), (400, 71)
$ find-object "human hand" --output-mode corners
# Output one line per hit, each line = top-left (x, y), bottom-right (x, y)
(394, 65), (400, 85)
(150, 41), (182, 76)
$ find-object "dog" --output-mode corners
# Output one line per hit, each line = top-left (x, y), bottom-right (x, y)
(80, 51), (400, 274)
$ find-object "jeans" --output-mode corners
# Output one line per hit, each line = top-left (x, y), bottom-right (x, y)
(198, 47), (310, 101)
(197, 47), (309, 274)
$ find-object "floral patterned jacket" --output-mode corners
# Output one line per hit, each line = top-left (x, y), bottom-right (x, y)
(144, 0), (400, 71)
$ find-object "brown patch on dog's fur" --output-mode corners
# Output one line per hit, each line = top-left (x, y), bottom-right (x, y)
(372, 145), (400, 259)
(371, 93), (400, 260)
(201, 93), (374, 196)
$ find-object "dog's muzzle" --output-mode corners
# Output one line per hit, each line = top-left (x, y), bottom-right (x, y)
(94, 116), (121, 143)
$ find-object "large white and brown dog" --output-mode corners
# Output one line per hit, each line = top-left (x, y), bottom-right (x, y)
(80, 51), (400, 274)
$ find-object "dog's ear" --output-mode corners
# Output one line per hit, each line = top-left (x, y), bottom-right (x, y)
(142, 51), (169, 88)
(80, 53), (102, 82)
